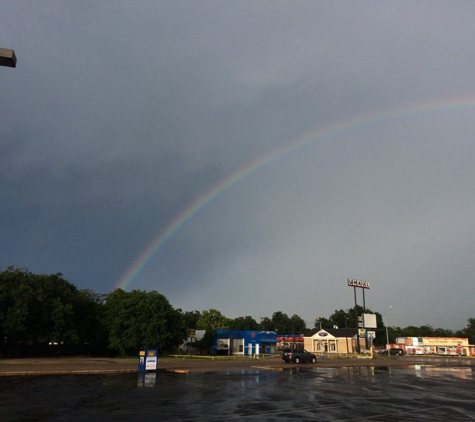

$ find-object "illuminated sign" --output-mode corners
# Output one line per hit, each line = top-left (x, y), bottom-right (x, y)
(362, 313), (377, 328)
(145, 357), (157, 371)
(347, 278), (370, 289)
(422, 337), (468, 346)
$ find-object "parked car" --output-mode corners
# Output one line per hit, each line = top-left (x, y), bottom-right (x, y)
(282, 348), (317, 363)
(379, 348), (405, 356)
(282, 348), (292, 357)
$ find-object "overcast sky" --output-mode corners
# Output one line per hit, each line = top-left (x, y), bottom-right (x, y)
(2, 1), (475, 331)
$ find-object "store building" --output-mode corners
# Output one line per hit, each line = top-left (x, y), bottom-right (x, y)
(213, 330), (278, 356)
(275, 334), (304, 351)
(304, 328), (366, 354)
(395, 337), (473, 356)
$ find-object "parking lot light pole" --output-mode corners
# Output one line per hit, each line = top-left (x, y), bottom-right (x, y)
(0, 48), (17, 67)
(385, 306), (392, 353)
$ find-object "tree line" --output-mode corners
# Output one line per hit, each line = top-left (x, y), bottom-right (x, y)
(1, 267), (474, 357)
(0, 267), (306, 357)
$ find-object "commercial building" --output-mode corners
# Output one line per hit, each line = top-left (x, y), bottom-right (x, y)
(304, 328), (366, 355)
(213, 330), (278, 356)
(394, 337), (474, 356)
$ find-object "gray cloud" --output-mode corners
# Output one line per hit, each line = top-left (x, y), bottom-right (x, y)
(2, 1), (475, 330)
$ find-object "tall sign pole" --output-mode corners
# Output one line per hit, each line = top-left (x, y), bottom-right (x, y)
(353, 286), (358, 343)
(347, 278), (370, 353)
(362, 287), (366, 311)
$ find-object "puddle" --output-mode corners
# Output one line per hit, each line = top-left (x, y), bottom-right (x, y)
(1, 364), (474, 421)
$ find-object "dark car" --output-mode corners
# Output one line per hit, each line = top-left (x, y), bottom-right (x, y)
(379, 348), (405, 356)
(282, 348), (317, 363)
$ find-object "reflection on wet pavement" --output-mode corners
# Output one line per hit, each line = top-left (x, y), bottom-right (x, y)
(1, 364), (474, 421)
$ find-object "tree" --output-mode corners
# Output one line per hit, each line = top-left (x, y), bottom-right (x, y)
(461, 318), (475, 344)
(289, 314), (306, 333)
(271, 312), (291, 333)
(190, 329), (215, 354)
(33, 272), (81, 345)
(257, 312), (306, 333)
(228, 316), (259, 330)
(259, 317), (274, 331)
(433, 327), (454, 337)
(340, 305), (367, 329)
(0, 267), (30, 343)
(0, 267), (83, 345)
(105, 289), (186, 356)
(74, 289), (109, 353)
(181, 310), (201, 329)
(196, 309), (229, 330)
(328, 309), (350, 329)
(314, 316), (332, 330)
(327, 306), (383, 331)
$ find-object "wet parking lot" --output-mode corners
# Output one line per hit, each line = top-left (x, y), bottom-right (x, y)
(1, 362), (475, 421)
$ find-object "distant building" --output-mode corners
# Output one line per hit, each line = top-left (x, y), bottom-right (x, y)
(394, 337), (473, 356)
(213, 330), (278, 356)
(275, 334), (304, 351)
(181, 330), (206, 354)
(304, 328), (366, 354)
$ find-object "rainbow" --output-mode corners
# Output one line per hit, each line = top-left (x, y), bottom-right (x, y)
(115, 94), (475, 291)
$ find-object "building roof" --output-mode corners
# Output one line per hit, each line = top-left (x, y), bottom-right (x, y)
(305, 328), (358, 338)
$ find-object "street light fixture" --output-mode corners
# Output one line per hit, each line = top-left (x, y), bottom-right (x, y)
(385, 306), (392, 353)
(0, 48), (17, 68)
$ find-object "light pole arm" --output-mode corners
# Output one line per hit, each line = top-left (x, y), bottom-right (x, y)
(0, 48), (17, 68)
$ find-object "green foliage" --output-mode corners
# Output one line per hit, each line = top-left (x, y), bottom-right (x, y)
(328, 309), (350, 329)
(433, 327), (455, 337)
(259, 317), (274, 331)
(105, 289), (186, 356)
(75, 289), (109, 352)
(0, 268), (28, 341)
(181, 310), (201, 329)
(0, 267), (88, 345)
(314, 317), (332, 329)
(228, 316), (259, 330)
(387, 325), (455, 341)
(461, 318), (475, 344)
(196, 309), (229, 330)
(318, 306), (382, 332)
(190, 329), (215, 354)
(271, 311), (290, 333)
(329, 305), (368, 329)
(3, 266), (474, 359)
(289, 314), (306, 333)
(257, 312), (307, 333)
